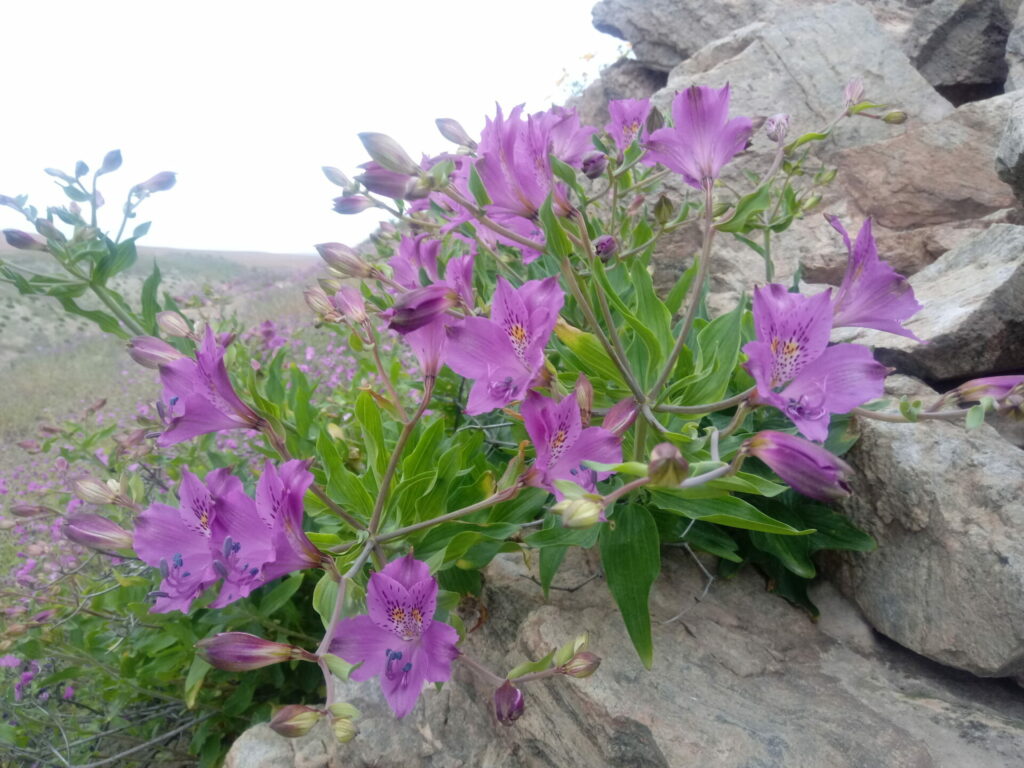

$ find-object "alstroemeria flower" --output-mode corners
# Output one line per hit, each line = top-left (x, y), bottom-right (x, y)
(826, 215), (922, 339)
(606, 98), (652, 153)
(644, 84), (752, 191)
(446, 277), (564, 414)
(742, 430), (852, 501)
(331, 554), (460, 719)
(254, 460), (322, 582)
(743, 285), (887, 442)
(157, 326), (262, 446)
(522, 391), (622, 499)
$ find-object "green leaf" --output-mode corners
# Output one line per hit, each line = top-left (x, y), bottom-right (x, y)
(538, 195), (571, 258)
(313, 572), (339, 629)
(650, 491), (813, 535)
(749, 529), (815, 578)
(716, 185), (772, 234)
(507, 649), (556, 680)
(553, 320), (627, 388)
(664, 259), (698, 316)
(599, 504), (660, 668)
(525, 523), (601, 549)
(184, 655), (212, 709)
(784, 130), (832, 153)
(355, 390), (387, 479)
(323, 653), (359, 681)
(468, 164), (492, 207)
(140, 261), (161, 333)
(260, 571), (304, 616)
(966, 404), (985, 429)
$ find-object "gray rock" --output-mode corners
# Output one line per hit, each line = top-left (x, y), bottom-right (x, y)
(839, 224), (1024, 382)
(1007, 2), (1024, 90)
(226, 553), (1024, 767)
(997, 94), (1024, 201)
(659, 2), (954, 154)
(831, 410), (1024, 677)
(570, 59), (668, 132)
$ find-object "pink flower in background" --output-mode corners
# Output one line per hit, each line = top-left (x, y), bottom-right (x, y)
(331, 554), (460, 718)
(606, 98), (652, 153)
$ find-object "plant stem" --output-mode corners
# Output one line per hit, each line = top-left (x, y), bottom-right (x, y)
(376, 484), (522, 543)
(602, 476), (650, 507)
(850, 406), (975, 423)
(654, 387), (755, 414)
(441, 185), (546, 252)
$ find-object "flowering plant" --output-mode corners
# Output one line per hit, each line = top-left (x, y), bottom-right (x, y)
(3, 81), (1020, 765)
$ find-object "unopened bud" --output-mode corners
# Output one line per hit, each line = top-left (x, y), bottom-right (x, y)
(494, 680), (525, 725)
(74, 477), (119, 505)
(156, 311), (192, 338)
(16, 440), (40, 453)
(436, 117), (477, 149)
(712, 202), (732, 218)
(318, 277), (344, 295)
(882, 110), (907, 125)
(315, 242), (374, 278)
(648, 442), (689, 487)
(62, 514), (134, 552)
(559, 651), (601, 678)
(322, 166), (353, 189)
(269, 705), (323, 738)
(328, 702), (362, 720)
(333, 196), (374, 214)
(3, 229), (47, 251)
(626, 195), (645, 217)
(358, 132), (420, 176)
(0, 519), (16, 530)
(331, 715), (358, 743)
(196, 632), (317, 672)
(10, 504), (56, 518)
(553, 632), (589, 666)
(801, 194), (823, 211)
(551, 498), (604, 529)
(653, 195), (673, 226)
(304, 286), (339, 321)
(5, 624), (27, 638)
(646, 107), (665, 134)
(331, 286), (368, 323)
(764, 113), (790, 143)
(356, 163), (416, 199)
(593, 235), (618, 260)
(387, 284), (457, 334)
(127, 336), (187, 369)
(581, 152), (607, 180)
(35, 219), (66, 243)
(574, 375), (593, 425)
(97, 150), (123, 176)
(815, 168), (838, 185)
(132, 172), (176, 195)
(603, 398), (638, 436)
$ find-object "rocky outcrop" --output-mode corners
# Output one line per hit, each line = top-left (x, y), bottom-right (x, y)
(225, 553), (1024, 767)
(997, 93), (1024, 200)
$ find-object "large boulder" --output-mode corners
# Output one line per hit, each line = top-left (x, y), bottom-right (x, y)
(839, 223), (1024, 382)
(226, 553), (1024, 767)
(996, 93), (1024, 201)
(831, 409), (1024, 677)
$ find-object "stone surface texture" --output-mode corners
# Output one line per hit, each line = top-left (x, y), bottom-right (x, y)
(997, 93), (1024, 201)
(226, 554), (1024, 768)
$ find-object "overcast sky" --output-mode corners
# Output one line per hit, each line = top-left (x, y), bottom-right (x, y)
(1, 1), (623, 255)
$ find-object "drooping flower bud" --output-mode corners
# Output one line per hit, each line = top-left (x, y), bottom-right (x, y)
(10, 504), (56, 518)
(97, 150), (123, 176)
(559, 651), (601, 678)
(742, 431), (851, 502)
(581, 152), (607, 180)
(196, 632), (317, 672)
(322, 166), (353, 189)
(127, 336), (187, 369)
(882, 110), (907, 125)
(156, 311), (192, 338)
(574, 375), (594, 425)
(330, 287), (368, 324)
(551, 498), (605, 529)
(318, 277), (344, 295)
(74, 477), (119, 505)
(331, 715), (358, 743)
(494, 680), (525, 725)
(356, 163), (416, 199)
(269, 705), (323, 738)
(653, 194), (674, 226)
(764, 113), (790, 143)
(357, 132), (420, 176)
(436, 117), (477, 149)
(62, 514), (134, 552)
(332, 195), (375, 214)
(387, 284), (457, 334)
(315, 242), (374, 278)
(3, 229), (47, 251)
(603, 398), (638, 436)
(132, 172), (176, 195)
(647, 442), (689, 487)
(593, 234), (618, 260)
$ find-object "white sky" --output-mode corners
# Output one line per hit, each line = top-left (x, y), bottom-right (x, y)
(1, 1), (623, 255)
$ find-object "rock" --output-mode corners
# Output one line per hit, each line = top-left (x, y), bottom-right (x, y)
(658, 2), (954, 154)
(997, 93), (1024, 201)
(570, 59), (668, 132)
(1007, 2), (1024, 90)
(831, 410), (1024, 677)
(839, 224), (1024, 382)
(226, 553), (1024, 767)
(837, 93), (1018, 230)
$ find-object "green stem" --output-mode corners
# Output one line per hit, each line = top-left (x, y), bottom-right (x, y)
(654, 387), (755, 415)
(376, 484), (522, 543)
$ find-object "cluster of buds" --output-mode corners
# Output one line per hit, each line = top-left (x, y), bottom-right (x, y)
(268, 701), (361, 742)
(553, 633), (601, 678)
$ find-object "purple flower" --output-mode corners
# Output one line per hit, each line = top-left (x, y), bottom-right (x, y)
(742, 430), (852, 501)
(157, 326), (263, 446)
(522, 391), (622, 499)
(954, 374), (1024, 404)
(0, 654), (19, 668)
(644, 84), (752, 191)
(446, 277), (564, 414)
(196, 631), (316, 671)
(494, 680), (525, 725)
(254, 460), (323, 582)
(330, 554), (460, 718)
(743, 284), (887, 442)
(826, 216), (922, 340)
(606, 98), (652, 153)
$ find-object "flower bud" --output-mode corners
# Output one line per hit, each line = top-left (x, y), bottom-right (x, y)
(16, 440), (40, 453)
(62, 514), (134, 552)
(553, 632), (589, 666)
(882, 110), (907, 125)
(196, 632), (317, 672)
(0, 519), (16, 530)
(3, 229), (47, 251)
(97, 150), (123, 176)
(645, 106), (665, 134)
(581, 152), (607, 180)
(356, 163), (416, 200)
(743, 430), (851, 501)
(436, 117), (477, 149)
(315, 242), (374, 278)
(332, 196), (374, 214)
(74, 477), (119, 505)
(132, 172), (176, 195)
(357, 132), (420, 176)
(318, 277), (344, 295)
(764, 113), (790, 143)
(156, 311), (192, 338)
(322, 166), (353, 189)
(494, 680), (525, 725)
(593, 234), (618, 260)
(574, 375), (593, 426)
(551, 498), (604, 529)
(653, 194), (674, 226)
(331, 715), (358, 743)
(387, 284), (457, 334)
(35, 219), (66, 243)
(10, 504), (56, 518)
(331, 287), (368, 324)
(304, 287), (340, 322)
(603, 398), (637, 436)
(801, 194), (823, 212)
(269, 705), (323, 738)
(559, 651), (601, 678)
(647, 442), (689, 487)
(127, 336), (187, 369)
(328, 702), (362, 720)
